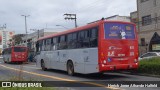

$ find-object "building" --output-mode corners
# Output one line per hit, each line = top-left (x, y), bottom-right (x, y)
(88, 15), (131, 24)
(136, 0), (160, 54)
(21, 28), (57, 51)
(105, 15), (130, 22)
(0, 27), (15, 54)
(130, 11), (139, 31)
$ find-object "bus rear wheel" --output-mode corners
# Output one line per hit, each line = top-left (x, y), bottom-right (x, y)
(67, 61), (74, 76)
(41, 60), (47, 71)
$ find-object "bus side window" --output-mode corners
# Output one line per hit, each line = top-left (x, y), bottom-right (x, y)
(57, 36), (60, 50)
(51, 38), (53, 50)
(46, 38), (51, 51)
(51, 38), (54, 50)
(77, 31), (84, 48)
(36, 41), (39, 52)
(67, 33), (73, 49)
(39, 40), (43, 51)
(42, 40), (45, 51)
(59, 35), (67, 49)
(83, 30), (90, 48)
(90, 27), (98, 47)
(72, 33), (77, 49)
(54, 37), (58, 50)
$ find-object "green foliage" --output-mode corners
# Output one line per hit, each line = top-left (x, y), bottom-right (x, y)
(137, 57), (160, 75)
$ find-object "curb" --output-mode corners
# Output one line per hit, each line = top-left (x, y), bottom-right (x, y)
(119, 71), (160, 78)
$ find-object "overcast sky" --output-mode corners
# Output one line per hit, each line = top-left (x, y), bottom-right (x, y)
(0, 0), (137, 34)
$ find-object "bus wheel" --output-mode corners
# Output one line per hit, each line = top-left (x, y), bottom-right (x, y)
(41, 60), (47, 71)
(67, 61), (74, 76)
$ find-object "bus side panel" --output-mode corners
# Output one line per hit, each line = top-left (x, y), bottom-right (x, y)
(36, 54), (41, 68)
(42, 51), (51, 69)
(59, 50), (68, 71)
(50, 51), (60, 70)
(84, 48), (99, 74)
(37, 51), (49, 68)
(67, 49), (85, 74)
(65, 48), (99, 74)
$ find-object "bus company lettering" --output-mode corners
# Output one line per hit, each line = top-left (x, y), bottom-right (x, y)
(108, 51), (115, 56)
(118, 54), (125, 57)
(108, 46), (122, 50)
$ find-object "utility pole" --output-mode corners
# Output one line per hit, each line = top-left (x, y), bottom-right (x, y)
(64, 13), (77, 28)
(21, 15), (30, 46)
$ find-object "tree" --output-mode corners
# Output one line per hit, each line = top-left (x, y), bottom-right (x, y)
(12, 34), (25, 45)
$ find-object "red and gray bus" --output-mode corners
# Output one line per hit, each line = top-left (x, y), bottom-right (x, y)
(36, 20), (138, 75)
(3, 46), (28, 63)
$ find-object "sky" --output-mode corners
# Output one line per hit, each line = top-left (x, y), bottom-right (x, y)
(0, 0), (137, 34)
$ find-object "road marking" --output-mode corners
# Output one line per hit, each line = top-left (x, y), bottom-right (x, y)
(0, 64), (120, 90)
(23, 66), (40, 69)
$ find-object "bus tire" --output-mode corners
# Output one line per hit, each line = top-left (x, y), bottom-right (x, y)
(41, 60), (47, 71)
(67, 61), (74, 76)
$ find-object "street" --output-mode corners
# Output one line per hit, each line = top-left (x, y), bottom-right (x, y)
(0, 58), (160, 90)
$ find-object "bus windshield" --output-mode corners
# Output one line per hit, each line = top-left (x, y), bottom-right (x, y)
(104, 22), (135, 39)
(14, 47), (26, 52)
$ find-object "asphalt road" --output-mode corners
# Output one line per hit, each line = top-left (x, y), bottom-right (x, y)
(0, 58), (160, 90)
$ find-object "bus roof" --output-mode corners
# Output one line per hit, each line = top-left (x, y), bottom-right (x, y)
(3, 46), (28, 50)
(38, 20), (135, 41)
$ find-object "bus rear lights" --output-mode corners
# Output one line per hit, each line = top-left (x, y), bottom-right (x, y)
(101, 52), (105, 59)
(103, 60), (107, 64)
(102, 64), (104, 67)
(134, 59), (138, 63)
(15, 55), (17, 57)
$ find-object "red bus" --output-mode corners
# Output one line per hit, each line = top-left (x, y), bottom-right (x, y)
(2, 46), (28, 63)
(36, 20), (138, 75)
